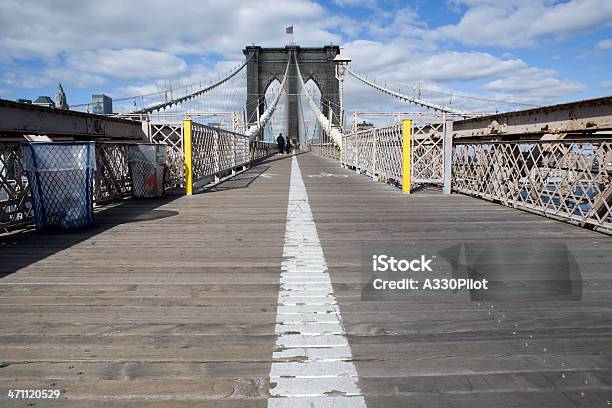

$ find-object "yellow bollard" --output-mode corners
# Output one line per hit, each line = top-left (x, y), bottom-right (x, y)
(402, 119), (412, 194)
(183, 118), (193, 195)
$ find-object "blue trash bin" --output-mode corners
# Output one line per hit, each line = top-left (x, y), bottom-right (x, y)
(21, 142), (96, 231)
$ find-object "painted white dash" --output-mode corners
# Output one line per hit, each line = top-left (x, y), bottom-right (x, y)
(269, 155), (366, 407)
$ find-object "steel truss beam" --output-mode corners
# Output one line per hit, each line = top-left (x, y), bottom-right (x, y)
(0, 99), (146, 140)
(453, 96), (612, 139)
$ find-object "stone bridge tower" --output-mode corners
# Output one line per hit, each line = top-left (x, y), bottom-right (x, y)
(243, 45), (341, 140)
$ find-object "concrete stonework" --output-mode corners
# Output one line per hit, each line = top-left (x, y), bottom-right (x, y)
(243, 45), (341, 140)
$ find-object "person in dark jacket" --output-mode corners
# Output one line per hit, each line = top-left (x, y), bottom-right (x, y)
(276, 133), (285, 154)
(285, 136), (292, 154)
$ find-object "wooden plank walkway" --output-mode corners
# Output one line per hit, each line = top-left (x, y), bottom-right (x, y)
(0, 152), (610, 407)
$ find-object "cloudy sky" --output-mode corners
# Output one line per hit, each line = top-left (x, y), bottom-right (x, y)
(0, 0), (611, 113)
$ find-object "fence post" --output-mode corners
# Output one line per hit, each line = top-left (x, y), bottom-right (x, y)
(402, 119), (412, 194)
(231, 135), (236, 175)
(183, 118), (193, 195)
(443, 121), (453, 195)
(213, 130), (220, 183)
(142, 120), (151, 142)
(372, 128), (378, 181)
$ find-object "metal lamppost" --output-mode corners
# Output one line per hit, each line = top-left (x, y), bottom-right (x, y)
(333, 48), (351, 130)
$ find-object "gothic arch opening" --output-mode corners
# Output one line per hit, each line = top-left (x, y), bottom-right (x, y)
(263, 79), (286, 141)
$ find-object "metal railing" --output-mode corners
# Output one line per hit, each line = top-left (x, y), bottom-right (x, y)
(251, 140), (278, 161)
(0, 142), (32, 230)
(453, 139), (612, 233)
(342, 124), (402, 183)
(0, 141), (149, 231)
(340, 121), (448, 189)
(148, 121), (184, 188)
(190, 122), (250, 182)
(311, 143), (340, 160)
(183, 120), (276, 194)
(94, 143), (132, 204)
(1, 129), (277, 231)
(148, 120), (276, 194)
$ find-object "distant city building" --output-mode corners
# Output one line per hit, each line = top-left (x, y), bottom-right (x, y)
(92, 94), (112, 114)
(356, 120), (374, 131)
(55, 83), (69, 110)
(33, 96), (55, 108)
(16, 98), (32, 104)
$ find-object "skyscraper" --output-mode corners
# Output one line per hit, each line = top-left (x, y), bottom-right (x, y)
(55, 83), (69, 110)
(92, 94), (112, 114)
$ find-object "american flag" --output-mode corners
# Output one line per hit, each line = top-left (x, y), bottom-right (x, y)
(286, 26), (293, 34)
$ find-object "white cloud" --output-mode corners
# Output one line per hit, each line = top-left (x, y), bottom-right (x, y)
(346, 40), (524, 82)
(0, 0), (597, 111)
(1, 69), (53, 89)
(597, 39), (612, 50)
(483, 69), (585, 99)
(44, 67), (107, 88)
(601, 80), (612, 89)
(436, 0), (612, 48)
(332, 0), (377, 7)
(0, 0), (341, 61)
(67, 49), (188, 80)
(343, 39), (584, 111)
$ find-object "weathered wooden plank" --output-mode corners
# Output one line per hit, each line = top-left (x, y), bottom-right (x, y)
(0, 156), (293, 404)
(299, 153), (612, 406)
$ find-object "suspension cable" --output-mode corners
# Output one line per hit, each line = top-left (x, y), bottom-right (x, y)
(244, 57), (290, 141)
(132, 56), (253, 114)
(294, 52), (344, 146)
(347, 68), (471, 118)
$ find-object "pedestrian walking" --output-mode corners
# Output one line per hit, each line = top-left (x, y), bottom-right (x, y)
(276, 133), (285, 154)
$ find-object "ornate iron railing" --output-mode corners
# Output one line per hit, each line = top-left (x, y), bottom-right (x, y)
(342, 125), (402, 183)
(311, 143), (340, 160)
(452, 140), (612, 233)
(340, 122), (446, 188)
(1, 141), (145, 231)
(0, 142), (32, 230)
(191, 123), (251, 182)
(251, 140), (278, 161)
(411, 122), (446, 184)
(94, 143), (132, 203)
(150, 121), (276, 191)
(148, 122), (184, 188)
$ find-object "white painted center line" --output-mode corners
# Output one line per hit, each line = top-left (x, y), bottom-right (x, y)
(268, 155), (367, 408)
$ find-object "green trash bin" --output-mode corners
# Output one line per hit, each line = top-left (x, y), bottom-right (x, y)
(21, 142), (96, 231)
